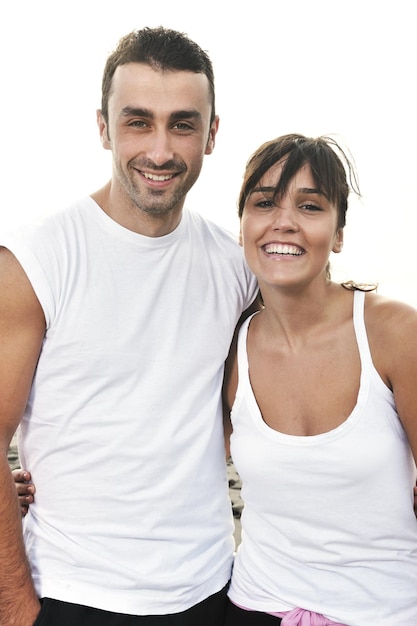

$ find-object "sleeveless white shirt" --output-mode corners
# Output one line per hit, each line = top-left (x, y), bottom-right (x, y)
(228, 290), (417, 625)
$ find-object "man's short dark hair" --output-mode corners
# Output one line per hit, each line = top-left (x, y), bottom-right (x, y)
(101, 26), (216, 124)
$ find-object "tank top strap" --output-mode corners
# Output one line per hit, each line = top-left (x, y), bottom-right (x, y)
(352, 289), (373, 370)
(236, 315), (253, 377)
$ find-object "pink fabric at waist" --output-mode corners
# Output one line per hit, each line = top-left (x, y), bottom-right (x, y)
(233, 601), (347, 625)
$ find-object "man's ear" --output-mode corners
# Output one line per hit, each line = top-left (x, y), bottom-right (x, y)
(332, 228), (344, 253)
(205, 116), (220, 155)
(238, 229), (243, 247)
(97, 110), (111, 150)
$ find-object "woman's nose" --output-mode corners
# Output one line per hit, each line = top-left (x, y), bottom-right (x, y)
(271, 205), (298, 231)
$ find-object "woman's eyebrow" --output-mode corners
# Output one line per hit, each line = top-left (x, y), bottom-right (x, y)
(249, 186), (276, 195)
(249, 186), (328, 200)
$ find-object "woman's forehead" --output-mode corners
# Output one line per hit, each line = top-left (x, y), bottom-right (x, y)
(260, 160), (313, 187)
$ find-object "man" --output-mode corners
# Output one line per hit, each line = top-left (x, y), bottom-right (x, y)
(0, 27), (257, 625)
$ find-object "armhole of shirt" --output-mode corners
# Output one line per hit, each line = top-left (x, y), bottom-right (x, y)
(232, 314), (256, 412)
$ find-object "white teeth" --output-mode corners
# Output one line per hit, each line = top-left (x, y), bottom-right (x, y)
(264, 244), (303, 256)
(143, 172), (174, 181)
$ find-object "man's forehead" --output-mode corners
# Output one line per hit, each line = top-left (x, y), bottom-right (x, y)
(110, 62), (211, 105)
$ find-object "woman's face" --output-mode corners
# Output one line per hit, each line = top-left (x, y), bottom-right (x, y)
(240, 160), (343, 291)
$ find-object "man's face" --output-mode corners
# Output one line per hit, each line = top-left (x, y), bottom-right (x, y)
(98, 63), (218, 219)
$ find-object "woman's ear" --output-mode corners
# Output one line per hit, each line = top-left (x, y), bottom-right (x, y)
(238, 230), (243, 247)
(332, 228), (344, 253)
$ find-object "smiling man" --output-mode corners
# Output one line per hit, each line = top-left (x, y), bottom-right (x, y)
(0, 27), (257, 626)
(95, 62), (218, 235)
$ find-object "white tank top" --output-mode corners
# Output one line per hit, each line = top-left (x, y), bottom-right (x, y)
(228, 290), (417, 625)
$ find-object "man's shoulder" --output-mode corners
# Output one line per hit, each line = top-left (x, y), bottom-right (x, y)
(13, 197), (94, 235)
(0, 197), (95, 265)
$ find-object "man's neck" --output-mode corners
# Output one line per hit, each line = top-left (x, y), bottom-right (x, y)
(90, 182), (183, 237)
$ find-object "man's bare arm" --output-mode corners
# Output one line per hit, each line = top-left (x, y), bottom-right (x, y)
(0, 247), (45, 625)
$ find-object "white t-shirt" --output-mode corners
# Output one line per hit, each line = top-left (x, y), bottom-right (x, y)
(1, 198), (257, 615)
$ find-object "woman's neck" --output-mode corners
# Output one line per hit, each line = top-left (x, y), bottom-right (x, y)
(257, 280), (346, 347)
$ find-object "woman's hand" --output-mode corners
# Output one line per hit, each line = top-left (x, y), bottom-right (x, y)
(11, 469), (35, 517)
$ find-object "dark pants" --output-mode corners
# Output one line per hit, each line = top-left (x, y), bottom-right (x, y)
(33, 586), (228, 626)
(223, 600), (282, 625)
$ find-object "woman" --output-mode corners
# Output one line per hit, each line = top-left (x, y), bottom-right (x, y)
(223, 134), (417, 625)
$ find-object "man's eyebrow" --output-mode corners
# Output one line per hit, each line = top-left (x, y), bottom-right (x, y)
(119, 107), (202, 123)
(120, 106), (153, 118)
(169, 109), (202, 123)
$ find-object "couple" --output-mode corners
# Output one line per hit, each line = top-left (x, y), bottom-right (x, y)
(2, 26), (417, 626)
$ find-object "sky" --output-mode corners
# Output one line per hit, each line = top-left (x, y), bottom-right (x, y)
(1, 0), (416, 305)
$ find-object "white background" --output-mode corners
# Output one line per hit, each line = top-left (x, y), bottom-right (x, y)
(1, 0), (416, 304)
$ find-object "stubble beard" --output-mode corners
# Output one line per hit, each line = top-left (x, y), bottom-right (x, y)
(130, 186), (185, 217)
(116, 160), (199, 218)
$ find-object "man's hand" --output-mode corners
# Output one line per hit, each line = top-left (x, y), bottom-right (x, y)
(12, 469), (35, 518)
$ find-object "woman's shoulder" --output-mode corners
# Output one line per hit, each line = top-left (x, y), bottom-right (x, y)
(364, 290), (417, 359)
(364, 290), (417, 325)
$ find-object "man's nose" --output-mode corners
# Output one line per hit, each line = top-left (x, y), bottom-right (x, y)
(145, 130), (174, 167)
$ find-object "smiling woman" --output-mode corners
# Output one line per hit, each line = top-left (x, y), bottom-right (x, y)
(238, 134), (352, 290)
(222, 134), (417, 625)
(241, 161), (343, 291)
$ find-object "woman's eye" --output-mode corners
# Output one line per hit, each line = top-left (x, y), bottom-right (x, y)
(255, 199), (274, 209)
(301, 203), (322, 212)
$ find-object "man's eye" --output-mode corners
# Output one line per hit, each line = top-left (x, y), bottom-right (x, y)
(173, 122), (193, 130)
(128, 120), (147, 128)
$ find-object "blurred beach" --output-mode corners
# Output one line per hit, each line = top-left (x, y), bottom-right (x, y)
(227, 458), (243, 546)
(7, 433), (19, 471)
